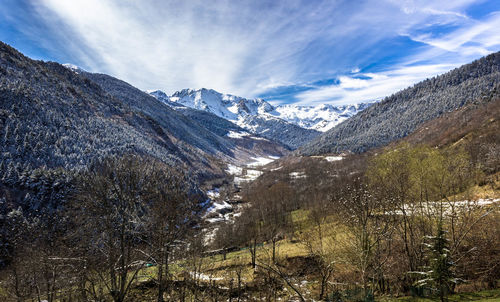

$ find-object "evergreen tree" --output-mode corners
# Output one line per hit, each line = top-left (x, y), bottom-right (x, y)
(416, 220), (456, 302)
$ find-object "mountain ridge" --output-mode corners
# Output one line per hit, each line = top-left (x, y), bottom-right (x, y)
(0, 41), (288, 191)
(297, 51), (500, 155)
(149, 88), (371, 149)
(150, 88), (372, 132)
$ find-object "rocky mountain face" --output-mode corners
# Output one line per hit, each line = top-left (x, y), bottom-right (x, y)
(298, 51), (500, 155)
(149, 88), (371, 149)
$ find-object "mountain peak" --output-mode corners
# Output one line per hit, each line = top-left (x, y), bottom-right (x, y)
(149, 88), (371, 132)
(62, 63), (85, 73)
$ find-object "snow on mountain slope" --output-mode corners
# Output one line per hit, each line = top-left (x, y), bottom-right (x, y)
(150, 88), (371, 132)
(272, 103), (373, 132)
(164, 88), (274, 120)
(149, 88), (371, 148)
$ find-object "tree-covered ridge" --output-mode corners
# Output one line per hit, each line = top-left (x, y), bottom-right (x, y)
(299, 51), (500, 155)
(0, 41), (193, 176)
(0, 40), (290, 191)
(237, 115), (320, 149)
(82, 72), (237, 157)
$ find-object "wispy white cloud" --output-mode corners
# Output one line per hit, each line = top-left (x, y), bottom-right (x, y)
(293, 2), (500, 105)
(32, 0), (339, 96)
(404, 11), (500, 55)
(295, 64), (455, 105)
(21, 0), (500, 105)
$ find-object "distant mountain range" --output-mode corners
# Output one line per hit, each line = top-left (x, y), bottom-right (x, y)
(149, 88), (371, 149)
(298, 51), (500, 155)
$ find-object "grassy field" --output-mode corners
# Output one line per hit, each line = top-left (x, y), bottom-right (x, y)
(378, 288), (500, 301)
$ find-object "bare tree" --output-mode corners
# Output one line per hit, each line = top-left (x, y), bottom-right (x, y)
(252, 182), (293, 263)
(298, 196), (338, 300)
(334, 178), (395, 296)
(74, 155), (154, 302)
(144, 162), (201, 302)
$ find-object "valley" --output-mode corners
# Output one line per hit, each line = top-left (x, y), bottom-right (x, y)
(0, 41), (499, 302)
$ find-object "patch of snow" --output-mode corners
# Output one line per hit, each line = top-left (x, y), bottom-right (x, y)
(212, 200), (232, 211)
(233, 169), (263, 184)
(206, 217), (225, 223)
(324, 156), (343, 162)
(246, 169), (263, 179)
(190, 272), (223, 281)
(226, 131), (250, 139)
(386, 198), (499, 216)
(247, 156), (279, 167)
(290, 171), (307, 179)
(249, 136), (269, 141)
(207, 189), (220, 199)
(62, 63), (84, 73)
(226, 164), (243, 175)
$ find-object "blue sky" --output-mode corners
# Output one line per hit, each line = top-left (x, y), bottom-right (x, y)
(1, 0), (499, 106)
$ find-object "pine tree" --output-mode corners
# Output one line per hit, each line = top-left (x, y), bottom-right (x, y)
(416, 220), (456, 302)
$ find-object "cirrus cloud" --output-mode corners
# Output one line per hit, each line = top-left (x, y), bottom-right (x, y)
(1, 0), (499, 105)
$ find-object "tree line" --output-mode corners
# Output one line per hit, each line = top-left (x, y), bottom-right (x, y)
(0, 155), (213, 302)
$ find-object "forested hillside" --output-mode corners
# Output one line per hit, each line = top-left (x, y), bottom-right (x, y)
(299, 51), (500, 155)
(0, 41), (288, 217)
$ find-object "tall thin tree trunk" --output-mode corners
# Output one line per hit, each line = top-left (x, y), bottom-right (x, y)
(157, 252), (164, 302)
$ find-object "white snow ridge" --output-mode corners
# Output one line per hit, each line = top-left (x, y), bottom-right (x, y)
(149, 88), (371, 133)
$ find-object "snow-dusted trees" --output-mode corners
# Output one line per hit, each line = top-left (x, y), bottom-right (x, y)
(300, 52), (500, 156)
(73, 155), (153, 302)
(71, 154), (202, 302)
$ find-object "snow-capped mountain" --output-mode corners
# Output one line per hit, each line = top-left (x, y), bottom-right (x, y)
(151, 88), (274, 120)
(149, 88), (371, 149)
(272, 103), (373, 132)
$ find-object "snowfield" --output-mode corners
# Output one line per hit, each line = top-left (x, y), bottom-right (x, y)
(290, 171), (307, 179)
(226, 164), (243, 175)
(386, 198), (499, 216)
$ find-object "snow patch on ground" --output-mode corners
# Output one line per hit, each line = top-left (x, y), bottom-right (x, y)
(247, 156), (279, 167)
(234, 169), (263, 184)
(190, 272), (223, 281)
(208, 200), (232, 212)
(207, 189), (220, 199)
(226, 130), (250, 139)
(290, 171), (307, 179)
(387, 198), (499, 216)
(249, 136), (269, 141)
(226, 164), (243, 175)
(324, 156), (343, 162)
